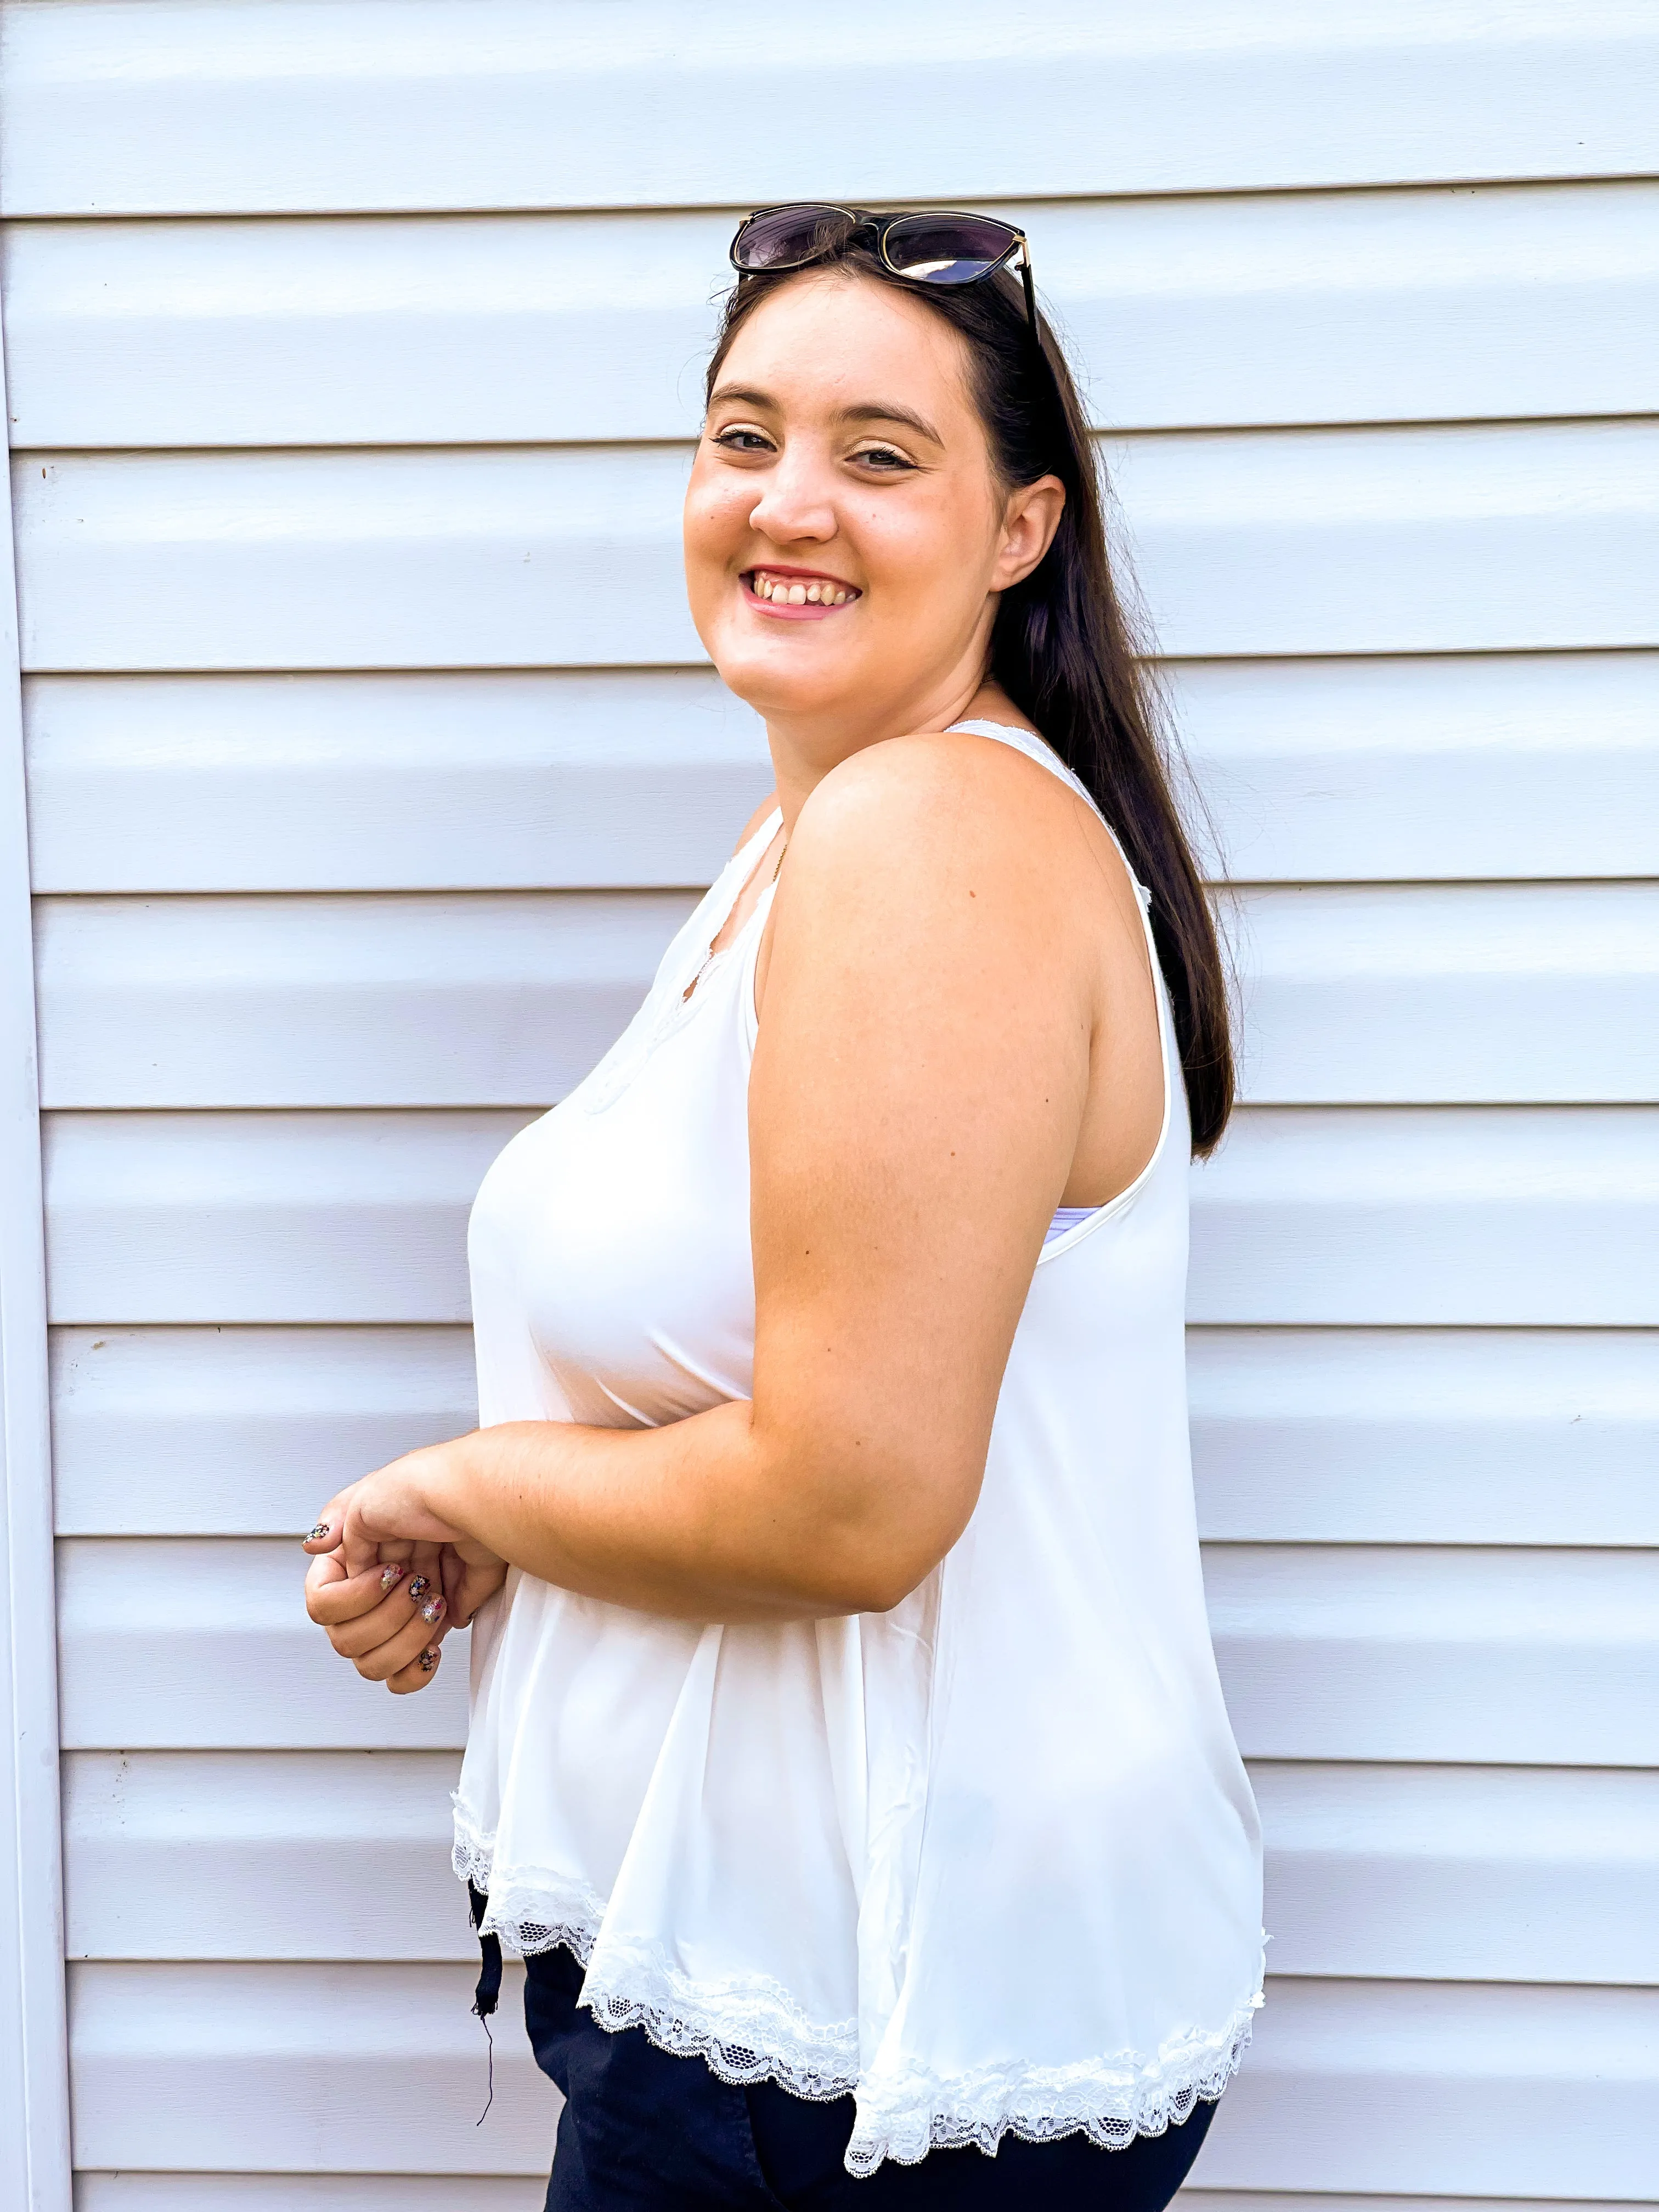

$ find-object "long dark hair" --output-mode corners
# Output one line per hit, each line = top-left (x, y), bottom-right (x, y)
(707, 218), (1234, 1155)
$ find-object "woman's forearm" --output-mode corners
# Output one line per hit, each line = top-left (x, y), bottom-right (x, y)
(421, 1400), (938, 1622)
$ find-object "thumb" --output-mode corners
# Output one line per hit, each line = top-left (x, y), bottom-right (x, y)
(300, 1484), (358, 1560)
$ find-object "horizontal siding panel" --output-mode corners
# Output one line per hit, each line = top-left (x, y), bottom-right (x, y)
(63, 1752), (468, 1962)
(52, 1328), (477, 1538)
(1254, 1762), (1659, 1986)
(1189, 1329), (1659, 1546)
(7, 1), (1655, 217)
(1190, 1107), (1659, 1327)
(33, 883), (1659, 1108)
(25, 658), (1659, 895)
(65, 1749), (1659, 1988)
(16, 423), (1658, 672)
(76, 2180), (545, 2210)
(1233, 883), (1659, 1104)
(43, 1111), (531, 1325)
(57, 1537), (1659, 1764)
(1181, 652), (1659, 885)
(35, 893), (692, 1109)
(46, 1107), (1659, 1326)
(12, 183), (1659, 447)
(1187, 1977), (1659, 2198)
(65, 1962), (1659, 2196)
(1206, 1544), (1659, 1765)
(25, 670), (772, 895)
(57, 1541), (472, 1752)
(68, 1960), (556, 2174)
(52, 1323), (1659, 1546)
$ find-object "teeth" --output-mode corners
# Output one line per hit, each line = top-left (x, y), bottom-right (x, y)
(751, 573), (853, 607)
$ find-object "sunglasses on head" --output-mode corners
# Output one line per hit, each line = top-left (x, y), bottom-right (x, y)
(730, 204), (1037, 335)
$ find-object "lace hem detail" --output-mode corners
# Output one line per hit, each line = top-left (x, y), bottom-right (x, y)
(580, 1934), (860, 2104)
(452, 1808), (1263, 2176)
(843, 1965), (1265, 2176)
(450, 1801), (606, 1967)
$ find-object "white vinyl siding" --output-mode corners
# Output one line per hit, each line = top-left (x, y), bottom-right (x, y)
(1, 1), (1655, 2202)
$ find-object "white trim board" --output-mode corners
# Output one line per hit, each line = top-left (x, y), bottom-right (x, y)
(0, 272), (72, 2209)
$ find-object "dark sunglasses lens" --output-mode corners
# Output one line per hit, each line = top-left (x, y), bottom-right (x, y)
(733, 205), (851, 270)
(881, 213), (1019, 284)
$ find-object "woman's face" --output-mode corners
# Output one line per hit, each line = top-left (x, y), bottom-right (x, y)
(684, 270), (1062, 749)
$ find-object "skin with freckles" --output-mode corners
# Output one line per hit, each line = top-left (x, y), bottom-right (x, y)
(304, 269), (1164, 1667)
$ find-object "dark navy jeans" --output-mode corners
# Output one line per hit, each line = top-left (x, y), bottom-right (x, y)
(523, 1943), (1216, 2211)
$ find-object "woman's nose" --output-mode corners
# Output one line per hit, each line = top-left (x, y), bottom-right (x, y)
(746, 458), (837, 547)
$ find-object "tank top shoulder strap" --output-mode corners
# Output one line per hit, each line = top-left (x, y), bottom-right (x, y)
(946, 719), (1153, 913)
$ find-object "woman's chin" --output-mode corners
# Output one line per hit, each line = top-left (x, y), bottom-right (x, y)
(710, 639), (856, 722)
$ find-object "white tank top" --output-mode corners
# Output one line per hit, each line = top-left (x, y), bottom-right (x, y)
(455, 721), (1264, 2175)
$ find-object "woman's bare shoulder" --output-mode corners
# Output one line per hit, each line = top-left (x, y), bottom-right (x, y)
(730, 791), (781, 855)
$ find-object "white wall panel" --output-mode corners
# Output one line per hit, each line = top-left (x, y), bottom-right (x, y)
(1233, 883), (1659, 1104)
(77, 2180), (545, 2210)
(7, 0), (1655, 217)
(1206, 1544), (1659, 1764)
(1190, 1107), (1659, 1326)
(12, 183), (1659, 448)
(68, 1961), (556, 2174)
(56, 1536), (1659, 1767)
(65, 1749), (1659, 1989)
(45, 1106), (1659, 1327)
(25, 657), (1659, 895)
(25, 669), (772, 895)
(1253, 1763), (1659, 1986)
(43, 1111), (530, 1325)
(57, 1541), (471, 1752)
(63, 1752), (469, 1962)
(1189, 1329), (1659, 1546)
(33, 883), (1657, 1108)
(1177, 652), (1659, 884)
(53, 1328), (477, 1538)
(1187, 1977), (1659, 2198)
(35, 893), (692, 1108)
(16, 422), (1657, 672)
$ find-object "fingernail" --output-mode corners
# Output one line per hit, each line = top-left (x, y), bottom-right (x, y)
(380, 1564), (405, 1595)
(406, 1575), (430, 1603)
(418, 1647), (440, 1673)
(306, 1521), (330, 1542)
(420, 1594), (446, 1626)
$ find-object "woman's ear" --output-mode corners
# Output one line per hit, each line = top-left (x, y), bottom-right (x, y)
(993, 475), (1066, 591)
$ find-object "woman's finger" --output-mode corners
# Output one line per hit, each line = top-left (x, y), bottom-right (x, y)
(326, 1556), (446, 1660)
(350, 1584), (449, 1682)
(300, 1485), (356, 1557)
(387, 1625), (451, 1695)
(305, 1550), (408, 1628)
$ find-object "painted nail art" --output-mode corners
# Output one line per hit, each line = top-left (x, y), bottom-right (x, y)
(418, 1647), (440, 1673)
(420, 1594), (446, 1625)
(306, 1522), (330, 1542)
(406, 1575), (430, 1603)
(380, 1564), (405, 1595)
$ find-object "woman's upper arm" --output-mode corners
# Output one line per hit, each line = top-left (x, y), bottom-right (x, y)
(746, 740), (1094, 1609)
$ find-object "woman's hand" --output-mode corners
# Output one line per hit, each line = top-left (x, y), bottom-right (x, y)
(301, 1441), (510, 1692)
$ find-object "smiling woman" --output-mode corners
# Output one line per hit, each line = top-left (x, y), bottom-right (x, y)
(303, 205), (1261, 2210)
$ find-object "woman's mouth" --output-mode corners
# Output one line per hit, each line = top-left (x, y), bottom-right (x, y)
(743, 568), (860, 619)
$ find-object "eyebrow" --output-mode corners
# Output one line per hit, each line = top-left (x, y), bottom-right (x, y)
(708, 383), (944, 447)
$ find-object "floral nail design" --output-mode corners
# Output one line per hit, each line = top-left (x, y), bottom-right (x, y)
(407, 1575), (431, 1603)
(307, 1522), (330, 1542)
(420, 1594), (446, 1626)
(380, 1564), (405, 1595)
(418, 1647), (440, 1673)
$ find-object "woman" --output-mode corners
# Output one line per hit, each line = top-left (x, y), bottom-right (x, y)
(304, 205), (1263, 2209)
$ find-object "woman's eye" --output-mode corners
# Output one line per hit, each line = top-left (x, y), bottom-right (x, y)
(713, 427), (774, 454)
(854, 445), (913, 472)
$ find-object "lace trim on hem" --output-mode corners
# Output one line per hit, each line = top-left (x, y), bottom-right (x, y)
(450, 1802), (606, 1967)
(452, 1808), (1265, 2177)
(842, 1975), (1264, 2176)
(579, 1937), (860, 2105)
